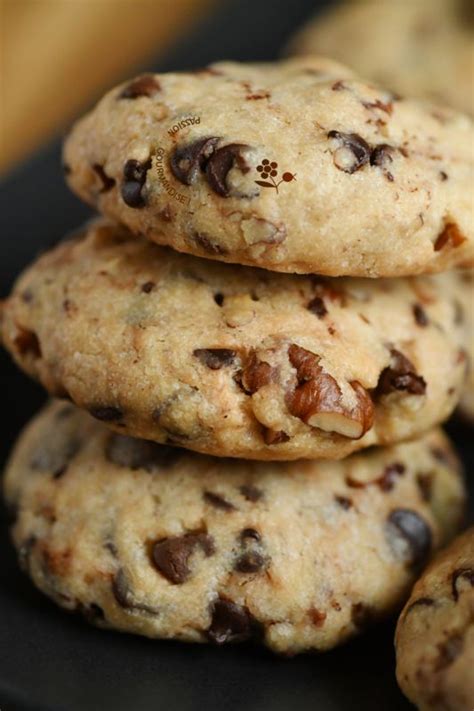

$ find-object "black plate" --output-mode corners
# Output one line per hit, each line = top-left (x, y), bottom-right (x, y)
(0, 1), (472, 708)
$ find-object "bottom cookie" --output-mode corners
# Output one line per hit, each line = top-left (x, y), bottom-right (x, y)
(396, 527), (474, 711)
(4, 402), (466, 654)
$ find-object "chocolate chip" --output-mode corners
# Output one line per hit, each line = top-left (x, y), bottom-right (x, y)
(234, 551), (267, 573)
(239, 485), (263, 502)
(119, 74), (161, 99)
(376, 348), (426, 397)
(31, 434), (82, 478)
(121, 158), (151, 208)
(351, 603), (374, 630)
(416, 473), (434, 502)
(193, 231), (228, 255)
(105, 434), (180, 471)
(14, 327), (41, 358)
(370, 144), (395, 168)
(327, 131), (371, 173)
(203, 491), (236, 511)
(205, 143), (250, 196)
(62, 163), (71, 176)
(89, 406), (123, 422)
(451, 568), (474, 601)
(193, 348), (236, 370)
(207, 597), (258, 644)
(92, 163), (116, 193)
(152, 532), (215, 584)
(335, 495), (353, 510)
(439, 171), (448, 181)
(214, 292), (224, 306)
(141, 281), (155, 294)
(435, 633), (464, 671)
(434, 222), (466, 251)
(307, 296), (328, 318)
(169, 137), (219, 185)
(385, 509), (432, 570)
(112, 569), (160, 614)
(413, 304), (429, 326)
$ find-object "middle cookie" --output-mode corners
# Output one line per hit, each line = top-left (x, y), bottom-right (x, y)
(0, 219), (467, 461)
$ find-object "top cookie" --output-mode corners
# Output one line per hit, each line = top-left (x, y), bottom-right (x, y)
(288, 0), (474, 116)
(63, 57), (474, 277)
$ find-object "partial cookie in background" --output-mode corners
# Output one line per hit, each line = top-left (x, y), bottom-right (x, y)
(0, 220), (469, 461)
(287, 0), (474, 116)
(63, 57), (474, 277)
(395, 527), (474, 711)
(457, 271), (474, 423)
(4, 401), (466, 654)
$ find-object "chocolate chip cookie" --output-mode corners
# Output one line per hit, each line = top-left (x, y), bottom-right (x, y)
(0, 220), (468, 460)
(4, 401), (466, 654)
(63, 57), (474, 277)
(395, 527), (474, 710)
(287, 0), (474, 116)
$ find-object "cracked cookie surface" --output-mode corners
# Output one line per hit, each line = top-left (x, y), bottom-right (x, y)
(396, 527), (474, 710)
(287, 0), (474, 116)
(63, 56), (474, 277)
(0, 219), (468, 460)
(4, 401), (466, 654)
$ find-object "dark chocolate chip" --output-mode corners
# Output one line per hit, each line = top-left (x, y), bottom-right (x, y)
(193, 348), (236, 370)
(121, 158), (151, 208)
(203, 491), (236, 511)
(193, 231), (228, 255)
(119, 74), (161, 99)
(205, 143), (251, 196)
(370, 144), (395, 168)
(141, 281), (155, 294)
(169, 137), (219, 185)
(385, 509), (432, 570)
(413, 303), (429, 327)
(307, 296), (328, 318)
(239, 485), (263, 502)
(214, 292), (224, 306)
(89, 406), (124, 422)
(234, 551), (267, 573)
(327, 131), (371, 173)
(452, 568), (474, 601)
(106, 434), (180, 471)
(376, 348), (426, 397)
(92, 163), (116, 193)
(207, 597), (258, 644)
(152, 532), (215, 584)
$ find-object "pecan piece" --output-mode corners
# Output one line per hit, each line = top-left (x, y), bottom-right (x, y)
(287, 344), (373, 438)
(376, 348), (426, 397)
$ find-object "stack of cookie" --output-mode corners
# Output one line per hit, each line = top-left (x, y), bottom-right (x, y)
(1, 55), (473, 656)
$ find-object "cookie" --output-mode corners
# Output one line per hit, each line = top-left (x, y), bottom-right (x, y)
(457, 271), (474, 422)
(287, 0), (474, 116)
(395, 527), (474, 710)
(4, 401), (466, 654)
(62, 57), (474, 277)
(0, 220), (468, 461)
